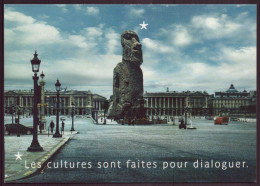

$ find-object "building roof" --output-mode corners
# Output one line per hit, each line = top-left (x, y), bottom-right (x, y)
(226, 84), (239, 93)
(5, 89), (94, 96)
(144, 91), (209, 97)
(62, 90), (92, 95)
(92, 94), (107, 101)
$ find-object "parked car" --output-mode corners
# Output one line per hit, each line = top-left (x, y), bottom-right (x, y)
(214, 117), (229, 125)
(60, 116), (66, 121)
(230, 117), (238, 121)
(5, 123), (33, 135)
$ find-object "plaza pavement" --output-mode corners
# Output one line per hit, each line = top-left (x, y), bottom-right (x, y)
(4, 115), (256, 183)
(3, 115), (171, 183)
(4, 129), (78, 182)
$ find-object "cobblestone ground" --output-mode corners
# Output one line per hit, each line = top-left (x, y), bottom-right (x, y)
(7, 117), (256, 183)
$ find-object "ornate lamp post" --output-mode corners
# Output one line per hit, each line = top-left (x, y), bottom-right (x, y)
(11, 105), (14, 124)
(17, 105), (20, 137)
(221, 104), (225, 117)
(172, 109), (175, 125)
(53, 79), (62, 138)
(39, 71), (46, 131)
(244, 106), (247, 122)
(184, 106), (189, 125)
(71, 102), (75, 131)
(27, 51), (43, 152)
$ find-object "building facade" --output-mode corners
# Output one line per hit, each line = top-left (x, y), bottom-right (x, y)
(5, 84), (255, 120)
(4, 90), (107, 118)
(209, 84), (256, 116)
(144, 89), (210, 118)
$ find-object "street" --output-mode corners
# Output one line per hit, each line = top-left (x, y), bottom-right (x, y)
(11, 117), (256, 183)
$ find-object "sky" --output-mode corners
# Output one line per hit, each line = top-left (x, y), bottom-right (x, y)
(4, 4), (257, 98)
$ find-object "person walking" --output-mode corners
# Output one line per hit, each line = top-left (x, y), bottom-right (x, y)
(50, 120), (54, 133)
(62, 121), (65, 134)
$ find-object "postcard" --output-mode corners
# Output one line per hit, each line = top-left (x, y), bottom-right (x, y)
(3, 3), (257, 184)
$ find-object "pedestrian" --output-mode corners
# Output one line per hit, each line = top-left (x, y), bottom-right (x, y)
(101, 117), (103, 122)
(133, 116), (137, 126)
(50, 120), (54, 133)
(39, 122), (44, 133)
(62, 121), (65, 134)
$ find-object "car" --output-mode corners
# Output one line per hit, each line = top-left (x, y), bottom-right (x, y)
(231, 117), (238, 121)
(5, 123), (33, 135)
(214, 117), (229, 125)
(60, 117), (66, 121)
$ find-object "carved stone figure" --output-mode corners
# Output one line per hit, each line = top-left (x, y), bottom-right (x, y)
(110, 30), (145, 119)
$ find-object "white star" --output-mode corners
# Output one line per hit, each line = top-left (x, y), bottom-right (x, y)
(139, 21), (148, 30)
(15, 152), (22, 160)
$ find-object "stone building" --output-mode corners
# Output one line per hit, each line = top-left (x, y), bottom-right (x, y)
(144, 89), (210, 118)
(4, 90), (107, 118)
(209, 84), (255, 116)
(92, 94), (107, 120)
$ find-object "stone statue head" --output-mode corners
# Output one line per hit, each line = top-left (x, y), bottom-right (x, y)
(121, 30), (143, 65)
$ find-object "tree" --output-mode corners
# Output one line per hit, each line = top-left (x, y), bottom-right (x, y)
(102, 100), (110, 123)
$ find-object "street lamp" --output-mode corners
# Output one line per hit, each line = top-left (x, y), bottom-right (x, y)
(27, 51), (43, 152)
(17, 105), (20, 137)
(53, 79), (62, 138)
(11, 105), (14, 124)
(71, 102), (75, 131)
(185, 106), (189, 125)
(172, 109), (175, 125)
(244, 106), (247, 122)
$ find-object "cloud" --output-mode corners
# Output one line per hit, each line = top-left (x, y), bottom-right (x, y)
(142, 38), (173, 53)
(143, 46), (256, 93)
(4, 9), (123, 97)
(171, 25), (194, 46)
(67, 35), (89, 49)
(83, 26), (103, 41)
(4, 6), (256, 97)
(191, 14), (243, 39)
(86, 7), (99, 15)
(129, 7), (145, 17)
(235, 5), (248, 8)
(55, 4), (68, 13)
(5, 9), (61, 47)
(5, 23), (61, 46)
(73, 4), (83, 10)
(160, 4), (178, 8)
(4, 10), (35, 24)
(104, 28), (120, 55)
(38, 54), (121, 97)
(38, 14), (49, 20)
